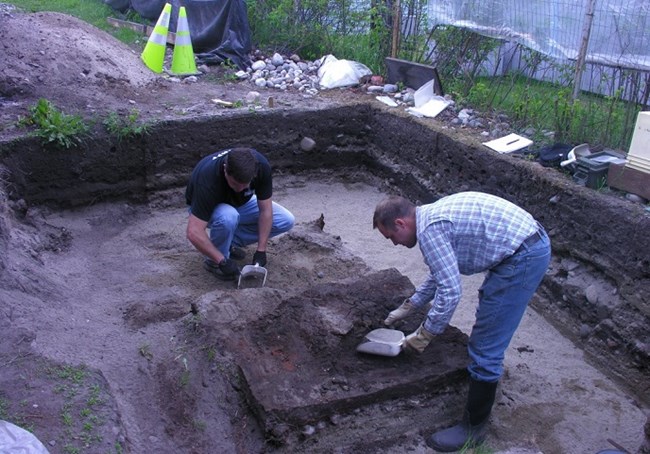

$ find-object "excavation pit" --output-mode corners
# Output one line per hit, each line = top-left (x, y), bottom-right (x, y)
(1, 104), (649, 453)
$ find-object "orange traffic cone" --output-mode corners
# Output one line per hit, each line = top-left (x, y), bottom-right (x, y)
(170, 7), (199, 76)
(141, 3), (171, 73)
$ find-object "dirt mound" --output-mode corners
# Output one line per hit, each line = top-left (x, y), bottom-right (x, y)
(0, 9), (350, 143)
(0, 12), (157, 108)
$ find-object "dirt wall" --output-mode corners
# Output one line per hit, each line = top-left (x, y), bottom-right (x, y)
(0, 105), (648, 403)
(365, 112), (650, 400)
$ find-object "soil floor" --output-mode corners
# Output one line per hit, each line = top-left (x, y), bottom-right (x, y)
(0, 175), (647, 453)
(0, 6), (649, 454)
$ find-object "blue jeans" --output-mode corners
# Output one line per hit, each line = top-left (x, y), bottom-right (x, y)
(467, 230), (551, 382)
(208, 196), (295, 258)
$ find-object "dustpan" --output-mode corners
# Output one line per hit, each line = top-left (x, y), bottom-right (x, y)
(356, 328), (405, 357)
(560, 143), (590, 167)
(237, 263), (267, 289)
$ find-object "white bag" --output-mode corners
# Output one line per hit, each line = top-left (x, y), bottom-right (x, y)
(317, 54), (372, 89)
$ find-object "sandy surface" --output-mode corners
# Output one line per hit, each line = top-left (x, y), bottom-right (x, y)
(0, 173), (646, 453)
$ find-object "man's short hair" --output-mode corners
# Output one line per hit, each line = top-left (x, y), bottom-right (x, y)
(225, 148), (258, 183)
(373, 195), (415, 230)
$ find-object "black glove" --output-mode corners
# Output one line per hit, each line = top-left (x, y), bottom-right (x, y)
(218, 258), (240, 277)
(252, 250), (267, 267)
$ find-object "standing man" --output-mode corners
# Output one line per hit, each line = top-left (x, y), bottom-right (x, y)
(186, 147), (295, 280)
(373, 192), (551, 452)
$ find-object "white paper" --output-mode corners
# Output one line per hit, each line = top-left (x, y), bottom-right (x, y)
(483, 133), (533, 154)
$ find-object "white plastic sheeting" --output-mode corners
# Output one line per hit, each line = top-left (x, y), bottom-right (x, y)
(427, 0), (650, 71)
(0, 420), (50, 454)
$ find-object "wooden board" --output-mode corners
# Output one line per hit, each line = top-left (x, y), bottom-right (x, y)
(107, 17), (176, 45)
(608, 162), (650, 200)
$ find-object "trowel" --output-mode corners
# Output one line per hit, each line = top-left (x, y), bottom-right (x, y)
(237, 263), (267, 289)
(356, 328), (405, 357)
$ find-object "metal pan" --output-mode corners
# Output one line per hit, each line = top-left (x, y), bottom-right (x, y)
(356, 328), (405, 357)
(237, 263), (267, 289)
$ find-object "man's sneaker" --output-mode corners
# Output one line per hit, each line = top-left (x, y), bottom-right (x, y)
(203, 259), (237, 281)
(229, 246), (246, 261)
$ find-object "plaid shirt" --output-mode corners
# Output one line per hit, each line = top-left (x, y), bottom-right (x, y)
(411, 192), (539, 334)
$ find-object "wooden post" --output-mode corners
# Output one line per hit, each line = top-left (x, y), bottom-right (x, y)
(572, 0), (596, 100)
(391, 0), (401, 58)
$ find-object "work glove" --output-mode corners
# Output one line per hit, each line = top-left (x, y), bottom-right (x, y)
(403, 323), (435, 354)
(384, 298), (415, 326)
(218, 258), (240, 278)
(252, 250), (267, 267)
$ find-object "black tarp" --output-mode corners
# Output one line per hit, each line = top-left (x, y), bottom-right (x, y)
(104, 0), (252, 69)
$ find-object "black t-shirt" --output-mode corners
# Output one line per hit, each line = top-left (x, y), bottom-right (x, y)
(185, 149), (273, 222)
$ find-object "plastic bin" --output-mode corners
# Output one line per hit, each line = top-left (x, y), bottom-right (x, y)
(572, 150), (627, 189)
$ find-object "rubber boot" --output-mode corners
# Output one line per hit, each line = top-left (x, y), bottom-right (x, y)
(426, 378), (498, 452)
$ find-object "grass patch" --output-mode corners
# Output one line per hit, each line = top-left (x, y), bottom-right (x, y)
(5, 0), (145, 45)
(449, 75), (642, 150)
(44, 364), (112, 452)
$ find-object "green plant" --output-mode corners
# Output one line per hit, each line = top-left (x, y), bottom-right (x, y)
(63, 444), (80, 454)
(193, 419), (207, 431)
(246, 0), (388, 73)
(458, 438), (493, 453)
(61, 405), (73, 427)
(19, 98), (89, 148)
(103, 109), (150, 141)
(87, 384), (103, 406)
(0, 397), (8, 419)
(467, 81), (490, 110)
(180, 370), (191, 387)
(221, 59), (241, 81)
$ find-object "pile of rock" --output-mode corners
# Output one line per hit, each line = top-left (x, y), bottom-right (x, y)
(235, 52), (322, 96)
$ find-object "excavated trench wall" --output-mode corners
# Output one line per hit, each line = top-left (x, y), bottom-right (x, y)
(1, 104), (648, 403)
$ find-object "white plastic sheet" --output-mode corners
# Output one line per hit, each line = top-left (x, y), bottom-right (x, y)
(0, 420), (50, 454)
(428, 0), (650, 70)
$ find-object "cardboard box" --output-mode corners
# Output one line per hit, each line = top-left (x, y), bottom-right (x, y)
(608, 162), (650, 200)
